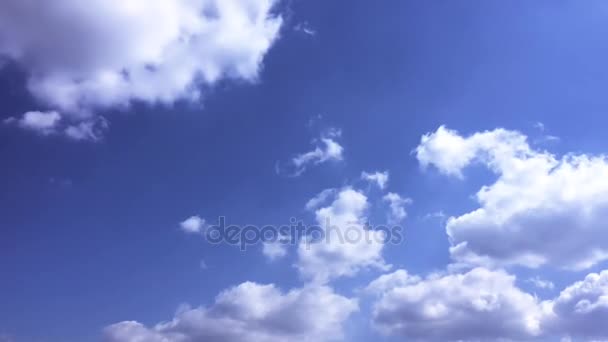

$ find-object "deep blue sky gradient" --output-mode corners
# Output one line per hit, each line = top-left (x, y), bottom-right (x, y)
(2, 1), (608, 341)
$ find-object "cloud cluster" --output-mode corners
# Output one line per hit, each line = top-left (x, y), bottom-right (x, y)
(416, 126), (608, 270)
(107, 124), (608, 342)
(1, 0), (283, 140)
(369, 267), (542, 341)
(104, 282), (357, 342)
(296, 187), (391, 284)
(368, 267), (608, 341)
(542, 270), (608, 340)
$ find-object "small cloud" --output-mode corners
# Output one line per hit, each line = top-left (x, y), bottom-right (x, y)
(277, 128), (344, 177)
(532, 122), (560, 145)
(294, 21), (316, 36)
(361, 171), (389, 190)
(305, 188), (336, 211)
(534, 121), (545, 132)
(306, 114), (323, 128)
(5, 110), (108, 141)
(527, 276), (555, 290)
(64, 117), (109, 142)
(421, 211), (447, 226)
(383, 193), (412, 224)
(199, 259), (208, 270)
(180, 215), (206, 234)
(7, 110), (62, 136)
(262, 235), (290, 261)
(535, 134), (560, 145)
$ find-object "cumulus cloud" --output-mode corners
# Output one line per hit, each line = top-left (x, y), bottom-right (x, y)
(104, 282), (358, 342)
(541, 270), (608, 340)
(382, 192), (411, 224)
(0, 0), (283, 140)
(361, 171), (389, 190)
(369, 267), (543, 341)
(297, 187), (390, 284)
(180, 215), (206, 234)
(416, 126), (608, 270)
(278, 128), (344, 177)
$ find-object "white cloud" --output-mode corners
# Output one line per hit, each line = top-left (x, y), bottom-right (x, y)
(305, 188), (336, 211)
(297, 187), (390, 284)
(365, 269), (420, 294)
(416, 126), (608, 270)
(280, 128), (344, 177)
(5, 110), (109, 141)
(416, 125), (530, 178)
(180, 215), (206, 234)
(370, 267), (543, 341)
(361, 171), (389, 190)
(262, 241), (287, 261)
(63, 117), (109, 141)
(382, 192), (411, 224)
(10, 110), (61, 135)
(534, 122), (546, 132)
(104, 282), (358, 342)
(541, 270), (608, 340)
(262, 235), (290, 261)
(527, 276), (555, 290)
(0, 0), (283, 140)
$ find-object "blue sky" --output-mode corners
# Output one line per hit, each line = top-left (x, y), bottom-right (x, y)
(2, 1), (608, 341)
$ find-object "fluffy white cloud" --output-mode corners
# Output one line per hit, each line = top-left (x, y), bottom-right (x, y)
(369, 267), (543, 341)
(361, 171), (389, 190)
(280, 129), (344, 177)
(297, 187), (390, 284)
(542, 270), (608, 340)
(180, 215), (206, 234)
(0, 0), (283, 140)
(416, 126), (608, 270)
(382, 192), (411, 224)
(104, 282), (358, 342)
